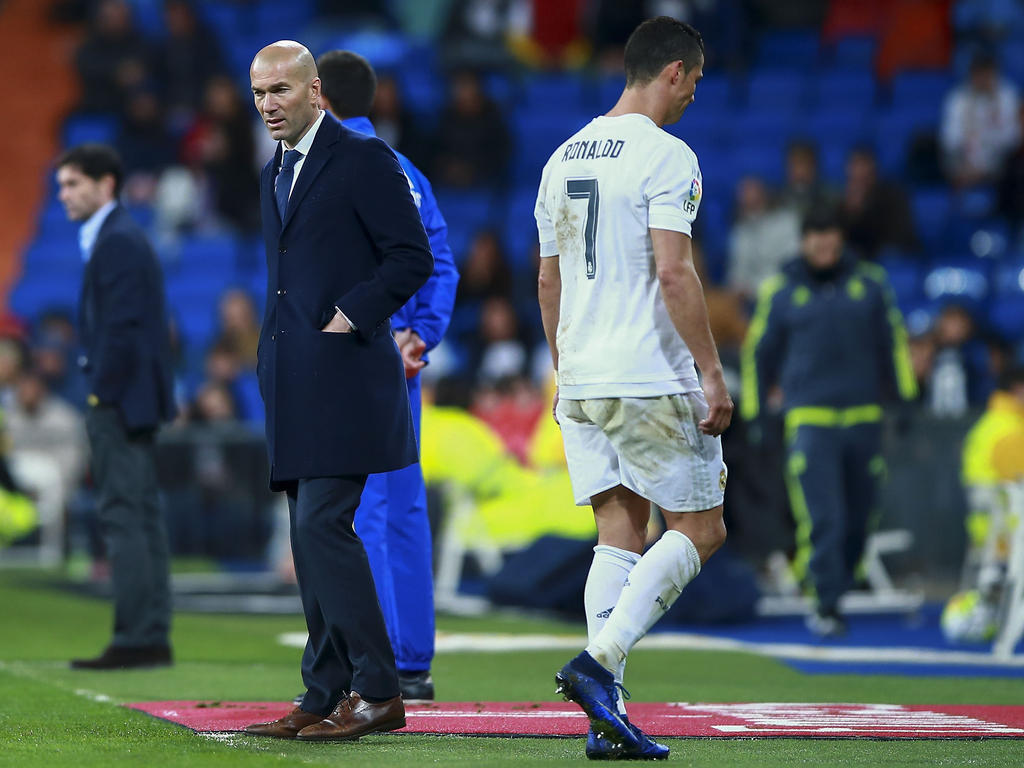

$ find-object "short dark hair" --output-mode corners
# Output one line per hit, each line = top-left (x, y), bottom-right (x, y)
(56, 143), (123, 196)
(802, 204), (842, 234)
(624, 16), (705, 87)
(316, 50), (377, 118)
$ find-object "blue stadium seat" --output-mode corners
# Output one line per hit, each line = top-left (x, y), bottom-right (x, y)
(755, 29), (821, 70)
(888, 72), (953, 112)
(9, 272), (81, 321)
(988, 296), (1024, 341)
(511, 111), (592, 187)
(878, 258), (924, 306)
(693, 74), (735, 112)
(501, 188), (539, 268)
(175, 235), (239, 276)
(727, 144), (786, 185)
(874, 107), (939, 176)
(22, 237), (79, 272)
(62, 115), (120, 148)
(744, 70), (809, 111)
(669, 107), (726, 155)
(811, 70), (878, 110)
(911, 188), (952, 250)
(725, 109), (797, 151)
(828, 36), (877, 69)
(994, 260), (1024, 296)
(434, 190), (499, 262)
(922, 262), (989, 306)
(596, 75), (625, 113)
(521, 74), (586, 114)
(398, 67), (443, 117)
(234, 373), (265, 427)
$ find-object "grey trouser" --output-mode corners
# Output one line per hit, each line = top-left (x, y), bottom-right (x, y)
(86, 406), (170, 647)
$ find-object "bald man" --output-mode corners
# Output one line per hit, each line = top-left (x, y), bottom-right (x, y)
(242, 41), (433, 742)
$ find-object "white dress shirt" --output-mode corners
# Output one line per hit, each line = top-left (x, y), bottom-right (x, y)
(78, 200), (117, 262)
(283, 109), (326, 199)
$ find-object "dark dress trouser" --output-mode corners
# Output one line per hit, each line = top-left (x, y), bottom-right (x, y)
(86, 406), (171, 647)
(290, 475), (401, 715)
(785, 421), (884, 614)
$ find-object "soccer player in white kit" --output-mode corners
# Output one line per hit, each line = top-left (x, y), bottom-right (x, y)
(537, 17), (733, 760)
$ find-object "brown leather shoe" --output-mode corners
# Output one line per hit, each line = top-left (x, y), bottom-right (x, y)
(244, 707), (324, 739)
(297, 692), (405, 741)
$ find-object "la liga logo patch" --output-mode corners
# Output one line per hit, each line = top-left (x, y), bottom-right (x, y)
(688, 177), (702, 203)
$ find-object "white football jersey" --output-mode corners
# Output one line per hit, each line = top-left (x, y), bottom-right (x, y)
(535, 113), (704, 399)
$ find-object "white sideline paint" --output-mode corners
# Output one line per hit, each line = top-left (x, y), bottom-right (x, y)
(275, 630), (1024, 668)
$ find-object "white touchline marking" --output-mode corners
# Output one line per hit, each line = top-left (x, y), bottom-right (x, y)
(275, 630), (1024, 667)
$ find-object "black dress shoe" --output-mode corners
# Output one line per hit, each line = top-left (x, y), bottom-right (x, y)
(398, 670), (434, 701)
(70, 644), (173, 670)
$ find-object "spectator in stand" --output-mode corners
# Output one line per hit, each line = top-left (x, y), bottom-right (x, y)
(431, 70), (511, 188)
(152, 0), (224, 131)
(181, 76), (260, 233)
(440, 0), (522, 70)
(31, 312), (89, 409)
(997, 103), (1024, 234)
(452, 229), (514, 350)
(726, 176), (801, 302)
(928, 303), (995, 416)
(778, 140), (839, 223)
(908, 329), (937, 405)
(74, 0), (151, 116)
(456, 230), (514, 303)
(5, 368), (89, 508)
(473, 296), (529, 383)
(214, 288), (261, 369)
(0, 337), (27, 407)
(838, 145), (917, 260)
(188, 380), (239, 423)
(369, 74), (430, 168)
(941, 52), (1020, 188)
(117, 90), (176, 201)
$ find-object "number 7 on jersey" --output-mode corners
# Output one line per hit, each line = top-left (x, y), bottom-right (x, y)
(566, 178), (599, 279)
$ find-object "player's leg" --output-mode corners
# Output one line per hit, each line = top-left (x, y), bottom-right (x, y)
(785, 423), (846, 634)
(588, 486), (647, 698)
(841, 421), (885, 592)
(585, 503), (721, 675)
(555, 399), (647, 752)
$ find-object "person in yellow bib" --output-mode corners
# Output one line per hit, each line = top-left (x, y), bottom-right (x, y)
(947, 367), (1024, 642)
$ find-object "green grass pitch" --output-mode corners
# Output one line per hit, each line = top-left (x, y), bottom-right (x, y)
(0, 569), (1020, 767)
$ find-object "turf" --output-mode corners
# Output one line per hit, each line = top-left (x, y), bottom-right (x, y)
(1, 569), (1021, 767)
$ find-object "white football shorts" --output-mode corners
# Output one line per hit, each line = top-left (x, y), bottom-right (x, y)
(556, 391), (727, 513)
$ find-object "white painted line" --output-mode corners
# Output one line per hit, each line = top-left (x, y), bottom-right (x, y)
(276, 630), (1024, 668)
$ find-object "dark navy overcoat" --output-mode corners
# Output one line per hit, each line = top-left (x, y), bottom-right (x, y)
(257, 112), (433, 489)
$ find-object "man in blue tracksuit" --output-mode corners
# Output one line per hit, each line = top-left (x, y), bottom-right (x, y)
(315, 50), (459, 698)
(740, 207), (917, 637)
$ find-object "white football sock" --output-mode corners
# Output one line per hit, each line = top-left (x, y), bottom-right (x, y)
(586, 530), (701, 673)
(584, 544), (640, 715)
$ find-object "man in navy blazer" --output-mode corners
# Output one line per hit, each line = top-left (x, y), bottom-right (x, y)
(243, 42), (433, 742)
(57, 144), (177, 670)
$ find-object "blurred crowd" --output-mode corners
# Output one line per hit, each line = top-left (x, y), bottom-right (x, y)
(3, 0), (1024, 571)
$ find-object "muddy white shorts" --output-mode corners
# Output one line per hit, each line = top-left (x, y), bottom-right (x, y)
(556, 391), (727, 513)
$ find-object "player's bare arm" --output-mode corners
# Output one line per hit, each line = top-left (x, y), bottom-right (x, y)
(538, 254), (561, 420)
(651, 227), (733, 436)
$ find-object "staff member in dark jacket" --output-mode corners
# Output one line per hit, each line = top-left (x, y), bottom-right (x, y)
(242, 42), (432, 742)
(57, 144), (177, 670)
(741, 207), (917, 637)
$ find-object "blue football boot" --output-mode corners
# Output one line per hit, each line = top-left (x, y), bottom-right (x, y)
(556, 652), (640, 752)
(586, 717), (670, 760)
